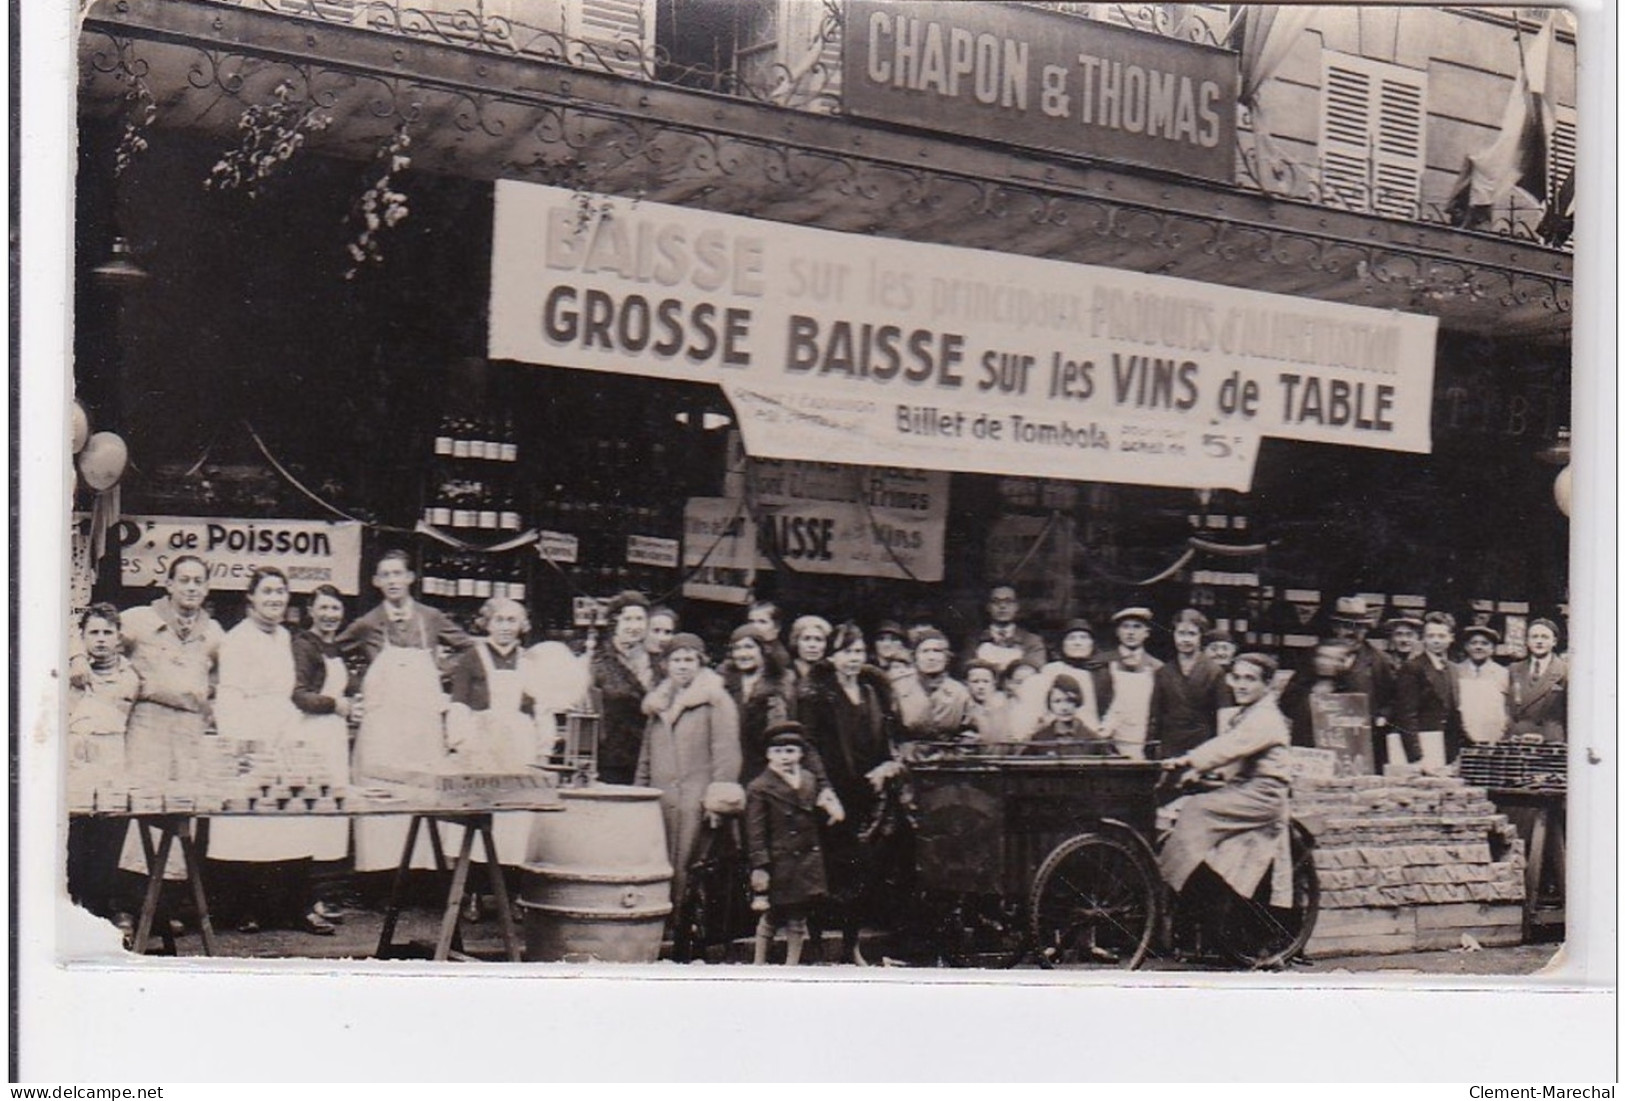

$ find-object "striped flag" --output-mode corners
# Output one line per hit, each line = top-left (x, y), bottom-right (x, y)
(1446, 17), (1557, 229)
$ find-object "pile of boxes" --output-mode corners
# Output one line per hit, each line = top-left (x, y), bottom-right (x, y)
(69, 736), (348, 816)
(1293, 773), (1526, 957)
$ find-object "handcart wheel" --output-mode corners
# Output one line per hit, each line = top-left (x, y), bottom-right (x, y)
(1029, 830), (1159, 970)
(1218, 820), (1320, 971)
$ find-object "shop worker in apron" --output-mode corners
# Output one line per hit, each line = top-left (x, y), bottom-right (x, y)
(1455, 624), (1510, 746)
(116, 554), (224, 892)
(338, 549), (472, 870)
(208, 566), (330, 935)
(291, 584), (363, 922)
(446, 596), (539, 773)
(1100, 607), (1163, 759)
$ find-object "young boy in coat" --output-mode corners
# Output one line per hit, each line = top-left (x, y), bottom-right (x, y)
(746, 722), (844, 965)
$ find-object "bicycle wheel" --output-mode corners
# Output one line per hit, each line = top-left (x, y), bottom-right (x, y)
(1030, 831), (1159, 970)
(1221, 821), (1320, 970)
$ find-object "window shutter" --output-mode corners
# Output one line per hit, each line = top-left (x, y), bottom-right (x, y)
(1548, 104), (1576, 199)
(775, 0), (841, 106)
(269, 0), (360, 21)
(1319, 58), (1373, 210)
(1370, 71), (1426, 217)
(566, 0), (655, 79)
(1319, 51), (1426, 217)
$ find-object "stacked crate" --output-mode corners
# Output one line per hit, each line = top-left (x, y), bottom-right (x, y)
(1458, 743), (1568, 793)
(1294, 774), (1526, 957)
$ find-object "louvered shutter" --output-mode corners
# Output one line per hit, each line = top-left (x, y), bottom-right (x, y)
(566, 0), (656, 79)
(1319, 58), (1373, 210)
(1548, 104), (1576, 200)
(1370, 72), (1426, 216)
(269, 0), (361, 22)
(1319, 52), (1426, 217)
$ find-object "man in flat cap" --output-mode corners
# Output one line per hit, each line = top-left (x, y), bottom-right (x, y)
(1455, 624), (1510, 745)
(1507, 618), (1567, 743)
(1099, 607), (1163, 759)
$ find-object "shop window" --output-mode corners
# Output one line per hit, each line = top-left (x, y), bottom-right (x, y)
(1318, 51), (1427, 218)
(655, 0), (837, 106)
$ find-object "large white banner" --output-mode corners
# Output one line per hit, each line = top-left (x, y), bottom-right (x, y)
(491, 181), (1438, 491)
(116, 516), (365, 594)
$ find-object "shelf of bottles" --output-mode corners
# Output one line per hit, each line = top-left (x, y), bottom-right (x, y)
(1180, 488), (1260, 645)
(529, 432), (684, 624)
(418, 406), (531, 616)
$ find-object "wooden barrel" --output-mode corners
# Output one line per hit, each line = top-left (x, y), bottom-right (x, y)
(519, 785), (673, 963)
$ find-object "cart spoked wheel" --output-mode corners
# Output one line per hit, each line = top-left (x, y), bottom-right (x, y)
(1218, 821), (1319, 971)
(938, 894), (1028, 969)
(1029, 831), (1159, 970)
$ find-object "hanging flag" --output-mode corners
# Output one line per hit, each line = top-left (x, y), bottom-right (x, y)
(1536, 166), (1575, 247)
(1446, 16), (1557, 228)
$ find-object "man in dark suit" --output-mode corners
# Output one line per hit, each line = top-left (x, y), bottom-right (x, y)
(1507, 618), (1567, 743)
(1394, 610), (1463, 764)
(964, 583), (1047, 675)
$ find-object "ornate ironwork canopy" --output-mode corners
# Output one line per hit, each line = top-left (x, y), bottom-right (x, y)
(80, 0), (1571, 343)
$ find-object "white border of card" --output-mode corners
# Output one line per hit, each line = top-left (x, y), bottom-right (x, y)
(15, 0), (1617, 1081)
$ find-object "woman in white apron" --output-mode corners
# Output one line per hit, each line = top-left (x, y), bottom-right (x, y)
(442, 597), (548, 883)
(206, 567), (329, 935)
(291, 585), (360, 918)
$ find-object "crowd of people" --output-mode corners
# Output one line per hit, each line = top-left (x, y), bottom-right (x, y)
(65, 551), (1568, 962)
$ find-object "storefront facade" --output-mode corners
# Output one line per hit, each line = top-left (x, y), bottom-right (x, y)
(73, 0), (1573, 657)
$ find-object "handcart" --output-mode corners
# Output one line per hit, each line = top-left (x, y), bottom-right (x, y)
(871, 742), (1167, 969)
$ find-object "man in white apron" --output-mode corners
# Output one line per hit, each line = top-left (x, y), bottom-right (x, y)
(1100, 607), (1163, 760)
(1455, 623), (1510, 745)
(338, 550), (472, 871)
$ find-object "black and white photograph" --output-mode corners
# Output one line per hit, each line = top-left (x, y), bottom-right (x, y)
(29, 0), (1616, 1074)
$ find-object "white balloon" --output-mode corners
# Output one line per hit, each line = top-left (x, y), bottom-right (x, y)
(523, 640), (591, 713)
(76, 431), (128, 492)
(1554, 464), (1572, 517)
(71, 401), (90, 455)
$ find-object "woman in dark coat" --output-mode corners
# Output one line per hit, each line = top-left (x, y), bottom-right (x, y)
(1152, 609), (1227, 760)
(719, 624), (796, 783)
(588, 590), (656, 785)
(796, 622), (906, 959)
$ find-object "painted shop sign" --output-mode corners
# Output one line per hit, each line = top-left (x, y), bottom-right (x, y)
(490, 181), (1439, 492)
(683, 493), (945, 584)
(843, 0), (1238, 184)
(116, 516), (363, 594)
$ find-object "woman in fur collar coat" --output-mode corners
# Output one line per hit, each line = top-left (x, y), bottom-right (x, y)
(636, 633), (744, 907)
